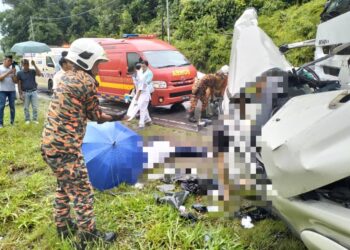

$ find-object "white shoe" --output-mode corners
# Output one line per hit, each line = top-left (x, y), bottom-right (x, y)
(138, 124), (145, 129)
(25, 121), (30, 125)
(0, 125), (3, 129)
(33, 121), (39, 124)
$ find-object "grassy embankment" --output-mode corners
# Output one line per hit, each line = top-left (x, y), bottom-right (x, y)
(0, 99), (307, 250)
(259, 0), (325, 66)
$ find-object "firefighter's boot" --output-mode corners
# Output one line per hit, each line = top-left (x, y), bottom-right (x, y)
(188, 112), (197, 123)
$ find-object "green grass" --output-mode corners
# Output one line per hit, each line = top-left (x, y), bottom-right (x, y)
(0, 100), (306, 249)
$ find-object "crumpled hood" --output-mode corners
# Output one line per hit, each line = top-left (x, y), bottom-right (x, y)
(262, 90), (350, 198)
(223, 8), (292, 113)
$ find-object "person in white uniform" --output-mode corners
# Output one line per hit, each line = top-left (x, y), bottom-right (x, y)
(134, 60), (153, 128)
(126, 63), (142, 120)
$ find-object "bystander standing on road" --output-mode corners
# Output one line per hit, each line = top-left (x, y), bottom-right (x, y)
(16, 59), (42, 124)
(0, 55), (17, 128)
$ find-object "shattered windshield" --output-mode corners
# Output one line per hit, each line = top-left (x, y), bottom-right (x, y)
(321, 0), (350, 21)
(143, 50), (190, 68)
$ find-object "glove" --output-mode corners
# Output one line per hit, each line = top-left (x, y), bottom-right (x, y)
(110, 110), (127, 121)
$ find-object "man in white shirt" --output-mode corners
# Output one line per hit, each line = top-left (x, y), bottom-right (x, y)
(0, 55), (17, 128)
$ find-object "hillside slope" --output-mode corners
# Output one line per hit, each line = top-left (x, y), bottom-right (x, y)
(259, 0), (325, 66)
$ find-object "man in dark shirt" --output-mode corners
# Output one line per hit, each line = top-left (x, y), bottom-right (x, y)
(17, 59), (42, 124)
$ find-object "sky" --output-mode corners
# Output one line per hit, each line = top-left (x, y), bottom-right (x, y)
(0, 1), (11, 12)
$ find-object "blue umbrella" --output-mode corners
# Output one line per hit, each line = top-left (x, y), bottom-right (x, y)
(82, 122), (144, 190)
(10, 41), (51, 55)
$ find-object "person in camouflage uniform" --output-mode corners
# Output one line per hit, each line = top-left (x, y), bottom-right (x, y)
(41, 38), (125, 244)
(188, 65), (229, 123)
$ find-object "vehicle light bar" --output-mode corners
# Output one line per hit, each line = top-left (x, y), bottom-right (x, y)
(122, 34), (157, 39)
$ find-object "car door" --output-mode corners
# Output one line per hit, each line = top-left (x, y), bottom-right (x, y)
(98, 51), (126, 100)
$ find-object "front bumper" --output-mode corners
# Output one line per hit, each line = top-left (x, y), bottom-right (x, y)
(272, 195), (350, 250)
(151, 85), (192, 106)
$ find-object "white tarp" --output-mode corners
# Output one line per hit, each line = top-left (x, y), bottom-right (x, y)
(223, 8), (292, 113)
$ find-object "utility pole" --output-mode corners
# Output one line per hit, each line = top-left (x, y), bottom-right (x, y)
(161, 11), (165, 41)
(30, 16), (35, 41)
(166, 0), (170, 43)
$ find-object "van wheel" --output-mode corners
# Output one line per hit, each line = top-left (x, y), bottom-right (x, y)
(48, 79), (53, 95)
(171, 103), (185, 112)
(148, 103), (155, 113)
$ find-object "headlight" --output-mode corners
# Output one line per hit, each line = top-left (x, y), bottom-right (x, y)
(152, 81), (167, 89)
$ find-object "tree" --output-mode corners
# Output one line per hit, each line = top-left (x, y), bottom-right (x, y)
(120, 10), (134, 34)
(0, 0), (321, 69)
(66, 0), (97, 41)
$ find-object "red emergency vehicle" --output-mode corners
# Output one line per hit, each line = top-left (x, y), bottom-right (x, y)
(94, 35), (197, 106)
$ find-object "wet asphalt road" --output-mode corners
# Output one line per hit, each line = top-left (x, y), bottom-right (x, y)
(38, 87), (211, 132)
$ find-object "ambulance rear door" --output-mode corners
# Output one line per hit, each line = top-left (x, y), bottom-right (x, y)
(98, 44), (127, 101)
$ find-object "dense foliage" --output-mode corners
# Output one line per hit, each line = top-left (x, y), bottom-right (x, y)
(0, 0), (324, 70)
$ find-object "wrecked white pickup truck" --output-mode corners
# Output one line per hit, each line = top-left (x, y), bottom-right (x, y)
(223, 7), (350, 250)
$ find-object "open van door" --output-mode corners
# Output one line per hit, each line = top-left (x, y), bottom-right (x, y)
(97, 51), (128, 101)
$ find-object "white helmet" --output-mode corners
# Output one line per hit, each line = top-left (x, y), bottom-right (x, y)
(66, 38), (109, 71)
(218, 65), (229, 75)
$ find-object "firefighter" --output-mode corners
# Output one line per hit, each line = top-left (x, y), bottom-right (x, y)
(188, 65), (229, 123)
(41, 38), (126, 245)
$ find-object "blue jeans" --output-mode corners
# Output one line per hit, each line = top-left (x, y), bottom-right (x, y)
(0, 91), (16, 125)
(24, 90), (38, 121)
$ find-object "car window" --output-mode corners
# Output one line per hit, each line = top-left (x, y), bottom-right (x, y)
(143, 50), (190, 68)
(46, 56), (54, 67)
(127, 52), (142, 73)
(321, 0), (350, 21)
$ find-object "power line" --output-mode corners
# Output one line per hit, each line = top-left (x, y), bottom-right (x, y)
(32, 0), (118, 21)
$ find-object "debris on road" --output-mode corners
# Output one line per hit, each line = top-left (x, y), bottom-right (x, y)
(236, 206), (273, 223)
(178, 177), (207, 195)
(180, 212), (198, 223)
(155, 190), (190, 210)
(134, 183), (144, 189)
(241, 216), (254, 229)
(192, 204), (208, 213)
(157, 184), (175, 192)
(179, 205), (186, 213)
